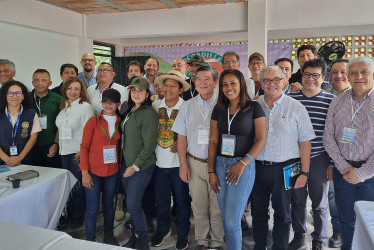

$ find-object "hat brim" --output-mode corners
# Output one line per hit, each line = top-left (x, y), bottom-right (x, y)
(101, 97), (120, 103)
(129, 84), (148, 90)
(157, 75), (190, 91)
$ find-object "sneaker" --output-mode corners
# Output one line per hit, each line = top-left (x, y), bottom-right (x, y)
(123, 233), (136, 248)
(151, 229), (171, 247)
(329, 231), (342, 248)
(115, 194), (125, 221)
(311, 240), (323, 250)
(288, 233), (307, 250)
(147, 220), (155, 233)
(57, 214), (69, 230)
(175, 235), (188, 250)
(193, 245), (206, 250)
(241, 215), (250, 231)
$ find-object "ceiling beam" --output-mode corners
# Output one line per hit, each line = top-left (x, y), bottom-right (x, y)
(96, 0), (130, 12)
(160, 0), (179, 8)
(224, 0), (234, 3)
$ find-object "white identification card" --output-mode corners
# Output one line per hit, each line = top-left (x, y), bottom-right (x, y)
(9, 145), (18, 156)
(103, 145), (117, 164)
(340, 127), (356, 144)
(198, 127), (209, 145)
(39, 114), (47, 129)
(61, 126), (72, 140)
(221, 134), (236, 156)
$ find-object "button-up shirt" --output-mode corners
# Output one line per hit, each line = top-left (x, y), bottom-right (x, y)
(323, 88), (374, 182)
(256, 94), (315, 162)
(78, 71), (97, 88)
(172, 94), (217, 159)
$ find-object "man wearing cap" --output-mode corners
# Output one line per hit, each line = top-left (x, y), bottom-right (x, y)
(144, 57), (160, 96)
(87, 62), (127, 114)
(150, 70), (191, 249)
(78, 52), (97, 88)
(247, 52), (266, 99)
(173, 65), (224, 249)
(183, 55), (205, 101)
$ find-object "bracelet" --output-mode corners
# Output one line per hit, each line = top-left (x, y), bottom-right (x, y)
(53, 142), (59, 145)
(208, 171), (215, 174)
(246, 153), (253, 162)
(240, 160), (247, 167)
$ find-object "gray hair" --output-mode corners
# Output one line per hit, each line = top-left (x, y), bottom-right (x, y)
(196, 65), (220, 81)
(0, 59), (16, 71)
(222, 51), (240, 63)
(259, 65), (285, 82)
(347, 56), (374, 73)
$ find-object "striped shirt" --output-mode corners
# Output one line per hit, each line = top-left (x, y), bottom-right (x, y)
(289, 90), (334, 158)
(323, 88), (374, 182)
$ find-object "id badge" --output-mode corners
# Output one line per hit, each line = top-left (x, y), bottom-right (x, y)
(221, 134), (236, 156)
(61, 126), (72, 140)
(103, 145), (117, 164)
(197, 126), (209, 145)
(39, 114), (47, 129)
(10, 145), (18, 156)
(340, 127), (356, 144)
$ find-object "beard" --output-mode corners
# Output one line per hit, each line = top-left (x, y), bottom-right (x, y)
(84, 65), (93, 73)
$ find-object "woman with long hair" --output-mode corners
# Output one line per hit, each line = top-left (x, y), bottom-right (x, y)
(0, 81), (41, 166)
(208, 69), (267, 250)
(55, 77), (94, 229)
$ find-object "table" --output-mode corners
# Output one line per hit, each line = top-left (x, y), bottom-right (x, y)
(0, 165), (77, 229)
(352, 201), (374, 250)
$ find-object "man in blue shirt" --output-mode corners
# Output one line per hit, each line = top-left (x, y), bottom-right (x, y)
(78, 52), (97, 88)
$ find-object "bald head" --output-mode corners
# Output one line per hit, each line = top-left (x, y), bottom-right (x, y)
(172, 58), (187, 76)
(80, 52), (97, 74)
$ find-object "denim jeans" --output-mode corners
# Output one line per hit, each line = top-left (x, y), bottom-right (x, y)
(154, 166), (191, 236)
(121, 162), (155, 233)
(333, 167), (374, 250)
(215, 156), (255, 250)
(84, 171), (119, 241)
(61, 153), (85, 218)
(328, 180), (341, 232)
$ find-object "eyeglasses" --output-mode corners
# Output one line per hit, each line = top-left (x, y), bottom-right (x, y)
(97, 69), (112, 74)
(303, 72), (322, 79)
(348, 70), (370, 78)
(262, 78), (283, 85)
(7, 91), (23, 97)
(223, 60), (239, 65)
(81, 59), (95, 63)
(249, 61), (263, 66)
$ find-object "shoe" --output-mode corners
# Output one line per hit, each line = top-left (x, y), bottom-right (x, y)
(115, 194), (125, 221)
(175, 235), (188, 250)
(57, 214), (69, 230)
(329, 231), (342, 248)
(194, 245), (206, 250)
(147, 219), (155, 233)
(124, 219), (133, 230)
(123, 233), (136, 248)
(241, 215), (249, 231)
(151, 229), (171, 247)
(69, 216), (84, 230)
(288, 233), (307, 250)
(135, 231), (150, 250)
(103, 231), (119, 246)
(312, 240), (323, 250)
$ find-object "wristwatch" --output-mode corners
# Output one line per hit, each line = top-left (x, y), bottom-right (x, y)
(133, 165), (140, 172)
(300, 171), (309, 178)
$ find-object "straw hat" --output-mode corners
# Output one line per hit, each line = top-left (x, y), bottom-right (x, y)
(157, 70), (190, 91)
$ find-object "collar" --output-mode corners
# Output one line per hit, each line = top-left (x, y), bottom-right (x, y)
(160, 97), (184, 110)
(351, 87), (374, 101)
(32, 89), (50, 99)
(64, 97), (81, 109)
(95, 81), (114, 91)
(262, 93), (285, 108)
(5, 105), (23, 115)
(197, 93), (216, 106)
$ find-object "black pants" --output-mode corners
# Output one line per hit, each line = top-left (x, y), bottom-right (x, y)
(31, 143), (60, 168)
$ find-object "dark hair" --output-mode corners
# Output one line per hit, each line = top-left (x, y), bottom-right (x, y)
(0, 81), (30, 116)
(145, 57), (160, 67)
(195, 65), (219, 81)
(330, 58), (349, 69)
(99, 62), (114, 70)
(123, 89), (152, 117)
(275, 57), (294, 72)
(297, 45), (317, 58)
(217, 69), (252, 111)
(222, 51), (240, 64)
(33, 69), (51, 79)
(302, 58), (327, 76)
(60, 64), (78, 76)
(127, 60), (145, 75)
(59, 77), (88, 110)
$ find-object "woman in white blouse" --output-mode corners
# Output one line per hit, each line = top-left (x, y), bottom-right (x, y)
(55, 77), (94, 229)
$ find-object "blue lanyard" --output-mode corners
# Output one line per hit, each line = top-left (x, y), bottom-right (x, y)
(7, 109), (21, 145)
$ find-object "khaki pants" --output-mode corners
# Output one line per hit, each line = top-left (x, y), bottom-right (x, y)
(187, 156), (224, 248)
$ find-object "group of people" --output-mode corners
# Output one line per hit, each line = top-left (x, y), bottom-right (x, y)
(0, 44), (373, 250)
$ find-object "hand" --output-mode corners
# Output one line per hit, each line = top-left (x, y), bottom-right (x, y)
(6, 156), (22, 167)
(326, 164), (333, 181)
(252, 96), (260, 100)
(294, 174), (308, 189)
(82, 171), (94, 189)
(123, 166), (136, 178)
(226, 162), (245, 185)
(47, 143), (58, 157)
(170, 142), (178, 153)
(343, 167), (360, 184)
(209, 172), (220, 194)
(290, 82), (303, 92)
(179, 164), (190, 183)
(74, 152), (80, 162)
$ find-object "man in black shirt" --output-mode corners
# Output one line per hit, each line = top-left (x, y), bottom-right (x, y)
(51, 64), (78, 95)
(289, 45), (317, 85)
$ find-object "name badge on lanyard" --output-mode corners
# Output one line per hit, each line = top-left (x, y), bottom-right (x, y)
(39, 114), (47, 129)
(10, 145), (18, 156)
(221, 108), (239, 156)
(103, 145), (117, 164)
(7, 109), (21, 156)
(197, 126), (209, 145)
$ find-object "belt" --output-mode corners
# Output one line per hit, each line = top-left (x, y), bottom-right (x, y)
(347, 160), (366, 168)
(187, 152), (208, 163)
(255, 160), (280, 166)
(255, 158), (299, 168)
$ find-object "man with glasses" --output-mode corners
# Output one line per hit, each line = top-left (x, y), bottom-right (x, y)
(251, 65), (315, 250)
(288, 59), (335, 250)
(172, 58), (187, 78)
(247, 52), (266, 99)
(221, 51), (240, 71)
(78, 52), (97, 88)
(323, 57), (374, 250)
(87, 62), (127, 114)
(183, 55), (205, 101)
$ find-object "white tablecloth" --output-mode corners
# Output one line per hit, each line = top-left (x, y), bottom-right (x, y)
(0, 165), (77, 229)
(352, 201), (374, 250)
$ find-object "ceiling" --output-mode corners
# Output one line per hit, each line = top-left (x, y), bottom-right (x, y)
(40, 0), (245, 14)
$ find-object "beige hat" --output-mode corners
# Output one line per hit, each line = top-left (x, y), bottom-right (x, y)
(157, 70), (190, 91)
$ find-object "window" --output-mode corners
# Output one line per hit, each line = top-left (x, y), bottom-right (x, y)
(93, 42), (115, 67)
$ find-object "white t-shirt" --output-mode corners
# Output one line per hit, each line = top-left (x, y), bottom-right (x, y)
(103, 114), (117, 137)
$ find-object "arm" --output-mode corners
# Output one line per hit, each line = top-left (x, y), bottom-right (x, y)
(208, 120), (220, 193)
(0, 148), (10, 165)
(290, 82), (303, 92)
(294, 140), (311, 188)
(47, 130), (59, 157)
(177, 134), (190, 183)
(7, 133), (38, 166)
(79, 117), (95, 171)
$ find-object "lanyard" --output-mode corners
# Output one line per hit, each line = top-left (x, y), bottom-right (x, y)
(7, 108), (21, 145)
(198, 95), (215, 126)
(97, 114), (119, 144)
(227, 108), (240, 135)
(350, 96), (367, 123)
(33, 93), (46, 115)
(189, 79), (196, 97)
(83, 74), (95, 88)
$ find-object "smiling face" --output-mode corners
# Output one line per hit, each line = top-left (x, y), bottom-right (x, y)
(298, 49), (315, 69)
(127, 64), (143, 79)
(330, 62), (349, 91)
(248, 57), (266, 77)
(172, 58), (187, 75)
(32, 72), (52, 96)
(66, 81), (81, 103)
(7, 85), (24, 108)
(0, 63), (15, 85)
(276, 60), (292, 82)
(302, 66), (324, 93)
(80, 53), (97, 73)
(261, 69), (284, 99)
(348, 62), (374, 98)
(222, 73), (240, 103)
(97, 64), (115, 85)
(130, 87), (149, 106)
(195, 70), (218, 98)
(144, 58), (159, 76)
(222, 54), (240, 71)
(101, 100), (120, 116)
(163, 78), (182, 102)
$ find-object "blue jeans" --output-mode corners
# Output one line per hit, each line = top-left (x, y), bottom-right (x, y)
(61, 154), (85, 218)
(154, 166), (191, 236)
(333, 167), (374, 250)
(121, 162), (155, 233)
(328, 180), (341, 232)
(215, 156), (255, 250)
(84, 171), (119, 241)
